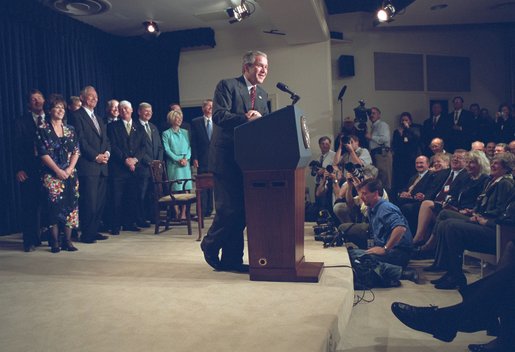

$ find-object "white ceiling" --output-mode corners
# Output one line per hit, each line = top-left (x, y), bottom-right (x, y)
(39, 0), (515, 42)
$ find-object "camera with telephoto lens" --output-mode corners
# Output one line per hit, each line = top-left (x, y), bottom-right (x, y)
(341, 135), (352, 145)
(313, 210), (345, 247)
(344, 162), (365, 183)
(309, 161), (334, 177)
(353, 100), (371, 131)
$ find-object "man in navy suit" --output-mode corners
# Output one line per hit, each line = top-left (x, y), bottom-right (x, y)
(69, 86), (111, 244)
(200, 50), (269, 272)
(107, 100), (147, 234)
(14, 89), (46, 251)
(134, 102), (163, 227)
(447, 96), (474, 152)
(421, 102), (451, 156)
(191, 99), (214, 217)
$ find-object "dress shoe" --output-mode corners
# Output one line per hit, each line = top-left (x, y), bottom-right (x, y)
(391, 302), (456, 342)
(430, 272), (451, 284)
(469, 338), (507, 352)
(411, 247), (435, 260)
(80, 237), (97, 244)
(400, 268), (419, 284)
(96, 233), (109, 240)
(24, 245), (36, 252)
(50, 246), (61, 253)
(61, 241), (78, 252)
(200, 240), (221, 270)
(122, 225), (141, 232)
(423, 263), (445, 272)
(137, 221), (151, 228)
(434, 273), (467, 290)
(221, 263), (250, 273)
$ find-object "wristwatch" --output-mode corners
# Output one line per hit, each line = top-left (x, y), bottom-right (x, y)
(383, 245), (388, 251)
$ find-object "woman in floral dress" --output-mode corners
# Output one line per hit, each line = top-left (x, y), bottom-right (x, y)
(36, 95), (80, 253)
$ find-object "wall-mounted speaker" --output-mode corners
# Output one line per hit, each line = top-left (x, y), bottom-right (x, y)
(338, 55), (355, 78)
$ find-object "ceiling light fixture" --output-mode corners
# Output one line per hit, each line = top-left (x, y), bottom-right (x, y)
(143, 21), (159, 34)
(376, 0), (396, 23)
(226, 0), (255, 24)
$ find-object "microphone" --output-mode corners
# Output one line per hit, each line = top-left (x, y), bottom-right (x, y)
(337, 85), (347, 101)
(276, 82), (300, 104)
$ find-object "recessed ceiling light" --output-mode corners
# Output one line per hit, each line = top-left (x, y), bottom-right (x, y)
(430, 4), (448, 11)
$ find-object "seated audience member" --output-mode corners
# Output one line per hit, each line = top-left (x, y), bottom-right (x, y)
(392, 112), (421, 195)
(485, 141), (496, 161)
(429, 152), (450, 173)
(411, 150), (490, 258)
(495, 143), (508, 155)
(347, 178), (416, 286)
(470, 141), (484, 152)
(496, 103), (514, 143)
(334, 169), (388, 247)
(396, 155), (432, 205)
(509, 140), (515, 154)
(425, 152), (515, 289)
(391, 241), (515, 351)
(429, 137), (445, 156)
(400, 150), (469, 234)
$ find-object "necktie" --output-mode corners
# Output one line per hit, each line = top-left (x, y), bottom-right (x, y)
(454, 111), (459, 125)
(37, 115), (44, 128)
(91, 112), (100, 133)
(126, 121), (131, 135)
(145, 123), (152, 141)
(250, 86), (256, 109)
(206, 119), (212, 141)
(408, 174), (421, 194)
(319, 154), (325, 165)
(435, 172), (454, 202)
(432, 116), (437, 128)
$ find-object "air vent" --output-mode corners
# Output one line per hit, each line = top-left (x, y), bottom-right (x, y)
(42, 0), (111, 16)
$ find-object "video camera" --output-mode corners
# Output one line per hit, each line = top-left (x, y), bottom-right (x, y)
(353, 100), (371, 131)
(309, 161), (334, 177)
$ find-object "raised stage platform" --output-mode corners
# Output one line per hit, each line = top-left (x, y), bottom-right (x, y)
(0, 222), (353, 352)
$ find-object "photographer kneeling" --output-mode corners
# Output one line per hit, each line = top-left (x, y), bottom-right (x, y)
(343, 178), (417, 286)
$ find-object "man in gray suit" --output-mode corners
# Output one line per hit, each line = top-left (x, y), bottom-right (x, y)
(200, 50), (269, 272)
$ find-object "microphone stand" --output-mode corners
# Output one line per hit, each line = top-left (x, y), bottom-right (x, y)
(290, 94), (300, 105)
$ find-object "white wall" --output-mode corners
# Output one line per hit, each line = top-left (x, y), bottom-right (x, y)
(329, 14), (507, 130)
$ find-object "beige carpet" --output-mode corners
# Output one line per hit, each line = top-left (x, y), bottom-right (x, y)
(0, 221), (354, 352)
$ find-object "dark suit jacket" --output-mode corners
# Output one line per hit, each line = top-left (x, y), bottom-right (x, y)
(402, 171), (433, 197)
(191, 116), (211, 173)
(107, 119), (147, 178)
(421, 114), (452, 154)
(447, 109), (474, 151)
(14, 112), (41, 177)
(134, 120), (163, 177)
(209, 75), (269, 174)
(69, 107), (110, 177)
(425, 168), (470, 200)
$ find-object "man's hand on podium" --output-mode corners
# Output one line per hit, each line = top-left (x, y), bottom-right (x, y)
(246, 110), (262, 121)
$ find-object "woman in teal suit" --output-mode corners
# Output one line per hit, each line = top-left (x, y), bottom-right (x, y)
(162, 109), (192, 219)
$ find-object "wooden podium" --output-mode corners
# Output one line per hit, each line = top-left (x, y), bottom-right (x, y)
(235, 105), (324, 282)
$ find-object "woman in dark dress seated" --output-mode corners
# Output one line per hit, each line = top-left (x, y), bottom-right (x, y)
(36, 95), (80, 253)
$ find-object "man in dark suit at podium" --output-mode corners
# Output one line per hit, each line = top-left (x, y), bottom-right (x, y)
(200, 50), (269, 272)
(191, 99), (214, 217)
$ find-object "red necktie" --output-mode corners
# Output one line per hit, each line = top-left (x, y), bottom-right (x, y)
(250, 86), (256, 109)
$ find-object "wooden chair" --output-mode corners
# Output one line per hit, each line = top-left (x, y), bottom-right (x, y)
(150, 160), (197, 235)
(194, 173), (214, 241)
(464, 223), (515, 277)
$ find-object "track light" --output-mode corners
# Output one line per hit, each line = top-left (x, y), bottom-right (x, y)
(226, 0), (254, 24)
(376, 0), (396, 23)
(143, 21), (159, 34)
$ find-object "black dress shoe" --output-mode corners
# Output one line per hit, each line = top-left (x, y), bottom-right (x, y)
(96, 233), (109, 240)
(136, 221), (151, 228)
(423, 264), (445, 272)
(400, 268), (419, 284)
(391, 302), (457, 342)
(24, 245), (36, 252)
(61, 241), (78, 252)
(434, 273), (467, 290)
(200, 240), (221, 270)
(122, 225), (141, 232)
(221, 263), (250, 273)
(80, 237), (97, 244)
(51, 246), (61, 253)
(430, 272), (451, 285)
